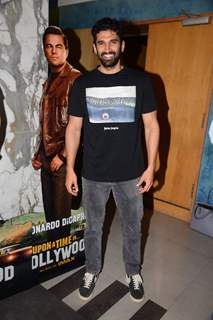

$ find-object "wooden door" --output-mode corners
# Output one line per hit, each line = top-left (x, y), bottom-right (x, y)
(145, 21), (213, 220)
(72, 28), (99, 71)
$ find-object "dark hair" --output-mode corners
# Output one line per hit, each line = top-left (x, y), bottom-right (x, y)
(91, 17), (123, 43)
(43, 25), (68, 49)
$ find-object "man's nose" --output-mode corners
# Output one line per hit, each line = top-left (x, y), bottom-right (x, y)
(52, 46), (56, 53)
(104, 43), (111, 52)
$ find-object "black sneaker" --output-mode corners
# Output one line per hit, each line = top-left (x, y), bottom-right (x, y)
(126, 274), (144, 302)
(79, 272), (97, 300)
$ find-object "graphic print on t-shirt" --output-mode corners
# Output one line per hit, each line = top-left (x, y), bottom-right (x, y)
(86, 86), (136, 123)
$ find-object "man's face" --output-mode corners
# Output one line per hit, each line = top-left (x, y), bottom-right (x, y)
(44, 34), (68, 70)
(93, 30), (124, 68)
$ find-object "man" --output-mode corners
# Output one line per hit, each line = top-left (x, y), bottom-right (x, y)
(65, 17), (159, 302)
(32, 26), (80, 240)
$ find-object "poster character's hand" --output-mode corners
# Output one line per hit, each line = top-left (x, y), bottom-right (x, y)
(32, 155), (42, 170)
(50, 154), (63, 172)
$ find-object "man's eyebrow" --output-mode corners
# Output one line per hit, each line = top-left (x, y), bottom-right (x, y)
(45, 43), (64, 46)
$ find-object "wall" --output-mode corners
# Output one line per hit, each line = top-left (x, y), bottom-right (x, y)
(58, 0), (213, 29)
(0, 0), (48, 220)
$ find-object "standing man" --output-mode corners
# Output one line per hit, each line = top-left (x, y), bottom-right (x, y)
(32, 26), (80, 240)
(65, 17), (159, 302)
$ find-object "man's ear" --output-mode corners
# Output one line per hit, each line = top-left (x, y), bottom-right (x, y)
(121, 40), (125, 53)
(66, 48), (69, 59)
(93, 43), (97, 55)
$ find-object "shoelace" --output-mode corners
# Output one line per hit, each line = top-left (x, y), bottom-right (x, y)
(131, 274), (142, 290)
(83, 272), (95, 288)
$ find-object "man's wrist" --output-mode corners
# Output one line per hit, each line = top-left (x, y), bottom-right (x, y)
(147, 163), (156, 170)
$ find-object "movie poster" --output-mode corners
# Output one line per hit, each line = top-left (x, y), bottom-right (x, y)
(0, 0), (85, 299)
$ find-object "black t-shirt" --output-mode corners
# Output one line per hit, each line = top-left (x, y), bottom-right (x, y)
(68, 67), (156, 182)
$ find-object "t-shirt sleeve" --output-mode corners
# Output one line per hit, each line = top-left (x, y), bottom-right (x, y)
(141, 74), (157, 114)
(68, 77), (84, 117)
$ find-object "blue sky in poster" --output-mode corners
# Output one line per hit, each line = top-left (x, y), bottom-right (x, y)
(196, 97), (213, 205)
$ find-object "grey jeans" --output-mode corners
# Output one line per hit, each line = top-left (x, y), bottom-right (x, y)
(82, 177), (144, 276)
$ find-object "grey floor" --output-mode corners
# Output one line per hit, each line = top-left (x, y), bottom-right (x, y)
(1, 210), (213, 320)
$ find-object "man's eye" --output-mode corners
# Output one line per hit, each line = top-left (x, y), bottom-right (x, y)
(111, 40), (119, 44)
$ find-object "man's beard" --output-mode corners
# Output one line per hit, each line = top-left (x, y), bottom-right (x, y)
(98, 50), (122, 68)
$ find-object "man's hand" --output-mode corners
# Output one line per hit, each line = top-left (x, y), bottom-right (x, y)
(50, 154), (64, 172)
(32, 155), (42, 170)
(65, 169), (79, 196)
(136, 166), (155, 193)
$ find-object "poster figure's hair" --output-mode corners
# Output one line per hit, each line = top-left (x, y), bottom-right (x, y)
(43, 25), (69, 49)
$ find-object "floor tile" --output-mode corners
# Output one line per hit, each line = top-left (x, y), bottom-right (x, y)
(161, 282), (213, 320)
(129, 299), (167, 320)
(0, 285), (84, 320)
(148, 212), (213, 258)
(78, 280), (129, 320)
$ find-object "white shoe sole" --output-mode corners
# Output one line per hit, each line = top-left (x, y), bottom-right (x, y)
(129, 293), (145, 303)
(78, 290), (93, 301)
